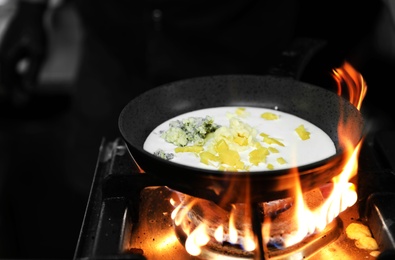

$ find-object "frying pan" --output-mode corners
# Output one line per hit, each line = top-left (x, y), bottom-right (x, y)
(118, 74), (365, 204)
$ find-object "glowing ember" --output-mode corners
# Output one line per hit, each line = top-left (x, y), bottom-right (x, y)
(170, 61), (367, 258)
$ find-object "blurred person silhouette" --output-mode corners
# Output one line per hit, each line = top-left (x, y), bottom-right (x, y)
(0, 0), (382, 258)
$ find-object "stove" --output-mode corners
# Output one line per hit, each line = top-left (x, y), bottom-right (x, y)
(73, 127), (395, 259)
(73, 38), (395, 260)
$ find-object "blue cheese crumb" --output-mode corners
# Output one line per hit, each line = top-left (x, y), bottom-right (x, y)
(161, 116), (220, 147)
(153, 149), (174, 160)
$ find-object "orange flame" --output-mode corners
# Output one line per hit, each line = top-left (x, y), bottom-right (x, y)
(171, 61), (367, 257)
(332, 61), (368, 110)
(276, 61), (366, 247)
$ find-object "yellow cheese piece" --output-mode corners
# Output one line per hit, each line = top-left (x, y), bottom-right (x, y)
(199, 151), (219, 165)
(261, 112), (279, 120)
(295, 124), (311, 140)
(234, 135), (249, 146)
(268, 147), (279, 153)
(249, 147), (269, 165)
(277, 157), (287, 165)
(215, 139), (229, 153)
(235, 107), (249, 117)
(219, 149), (241, 167)
(260, 133), (285, 146)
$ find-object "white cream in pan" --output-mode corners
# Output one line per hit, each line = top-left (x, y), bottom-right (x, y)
(143, 106), (336, 171)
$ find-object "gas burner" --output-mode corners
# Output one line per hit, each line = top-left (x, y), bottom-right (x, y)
(73, 135), (395, 260)
(175, 218), (341, 260)
(171, 189), (342, 260)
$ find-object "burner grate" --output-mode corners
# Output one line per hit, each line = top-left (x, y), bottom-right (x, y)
(74, 135), (392, 259)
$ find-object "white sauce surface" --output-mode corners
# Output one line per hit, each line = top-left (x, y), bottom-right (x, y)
(143, 106), (336, 171)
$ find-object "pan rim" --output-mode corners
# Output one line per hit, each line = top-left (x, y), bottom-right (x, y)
(119, 74), (364, 176)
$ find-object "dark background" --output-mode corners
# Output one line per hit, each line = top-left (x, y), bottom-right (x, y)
(0, 0), (394, 258)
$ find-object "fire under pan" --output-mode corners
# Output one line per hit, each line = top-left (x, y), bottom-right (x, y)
(74, 138), (385, 260)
